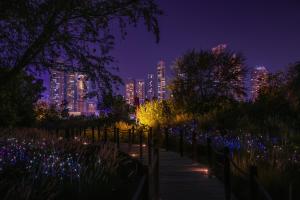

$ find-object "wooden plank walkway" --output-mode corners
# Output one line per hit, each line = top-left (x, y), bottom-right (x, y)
(120, 144), (225, 200)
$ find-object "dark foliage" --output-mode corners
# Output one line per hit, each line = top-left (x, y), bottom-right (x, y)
(0, 0), (162, 94)
(0, 68), (45, 127)
(170, 49), (247, 115)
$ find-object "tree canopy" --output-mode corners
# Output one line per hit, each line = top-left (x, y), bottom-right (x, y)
(170, 49), (247, 115)
(0, 67), (45, 127)
(0, 0), (162, 94)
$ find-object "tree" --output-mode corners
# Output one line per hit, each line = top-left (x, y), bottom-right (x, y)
(0, 67), (45, 127)
(60, 100), (70, 119)
(244, 71), (296, 136)
(100, 94), (131, 123)
(136, 100), (173, 127)
(170, 49), (247, 116)
(286, 62), (300, 108)
(0, 0), (162, 94)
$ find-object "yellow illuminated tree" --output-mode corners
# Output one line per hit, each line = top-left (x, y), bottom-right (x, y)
(136, 100), (172, 127)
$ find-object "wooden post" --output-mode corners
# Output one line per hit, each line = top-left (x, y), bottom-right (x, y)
(207, 138), (213, 174)
(70, 128), (74, 138)
(97, 126), (100, 142)
(139, 129), (143, 161)
(104, 127), (108, 143)
(148, 127), (153, 166)
(250, 165), (258, 200)
(83, 127), (86, 138)
(131, 126), (135, 144)
(148, 128), (153, 200)
(224, 147), (231, 200)
(92, 126), (95, 143)
(79, 127), (82, 137)
(192, 130), (197, 161)
(154, 147), (160, 200)
(289, 182), (293, 200)
(128, 129), (132, 151)
(164, 127), (169, 151)
(113, 126), (117, 143)
(56, 128), (59, 137)
(116, 128), (120, 149)
(179, 128), (183, 157)
(65, 128), (70, 140)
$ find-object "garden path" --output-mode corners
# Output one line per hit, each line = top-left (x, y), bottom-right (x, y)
(120, 144), (225, 200)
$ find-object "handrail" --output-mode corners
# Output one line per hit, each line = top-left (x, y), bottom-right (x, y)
(132, 174), (147, 200)
(254, 176), (273, 200)
(42, 125), (273, 200)
(208, 138), (272, 200)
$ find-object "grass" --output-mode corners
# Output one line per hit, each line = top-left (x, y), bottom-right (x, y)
(0, 128), (145, 200)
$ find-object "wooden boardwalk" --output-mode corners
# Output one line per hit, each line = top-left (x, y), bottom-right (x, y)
(120, 144), (225, 200)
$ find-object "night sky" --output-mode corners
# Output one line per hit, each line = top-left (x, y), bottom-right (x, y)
(42, 0), (300, 98)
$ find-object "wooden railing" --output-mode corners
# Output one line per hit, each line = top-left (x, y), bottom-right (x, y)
(163, 128), (273, 200)
(42, 124), (273, 200)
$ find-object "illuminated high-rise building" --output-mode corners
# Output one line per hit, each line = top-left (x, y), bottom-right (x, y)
(50, 70), (65, 107)
(136, 79), (145, 104)
(251, 66), (269, 101)
(125, 78), (135, 105)
(86, 80), (97, 114)
(50, 68), (97, 115)
(157, 60), (166, 101)
(66, 72), (77, 112)
(212, 44), (227, 55)
(77, 74), (87, 113)
(146, 73), (155, 100)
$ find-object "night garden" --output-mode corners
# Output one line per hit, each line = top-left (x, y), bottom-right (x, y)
(1, 0), (300, 200)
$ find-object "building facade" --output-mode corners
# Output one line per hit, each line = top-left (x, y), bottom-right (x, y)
(251, 66), (269, 101)
(146, 73), (155, 100)
(125, 78), (135, 106)
(157, 60), (166, 101)
(136, 79), (146, 105)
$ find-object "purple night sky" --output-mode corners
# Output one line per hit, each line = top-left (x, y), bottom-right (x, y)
(41, 0), (300, 99)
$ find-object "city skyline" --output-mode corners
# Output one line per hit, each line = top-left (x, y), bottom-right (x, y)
(40, 0), (300, 100)
(125, 60), (167, 105)
(112, 0), (300, 81)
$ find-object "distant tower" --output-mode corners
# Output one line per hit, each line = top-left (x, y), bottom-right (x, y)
(50, 70), (65, 107)
(125, 78), (135, 105)
(77, 74), (87, 113)
(136, 79), (145, 104)
(212, 44), (227, 55)
(66, 72), (77, 112)
(146, 73), (155, 100)
(86, 80), (97, 114)
(157, 60), (166, 101)
(251, 66), (269, 101)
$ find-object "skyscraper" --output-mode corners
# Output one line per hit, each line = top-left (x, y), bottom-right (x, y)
(212, 44), (227, 55)
(136, 79), (145, 104)
(125, 78), (135, 105)
(50, 70), (65, 107)
(146, 73), (155, 100)
(157, 60), (166, 101)
(66, 72), (77, 112)
(251, 66), (269, 101)
(77, 74), (87, 113)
